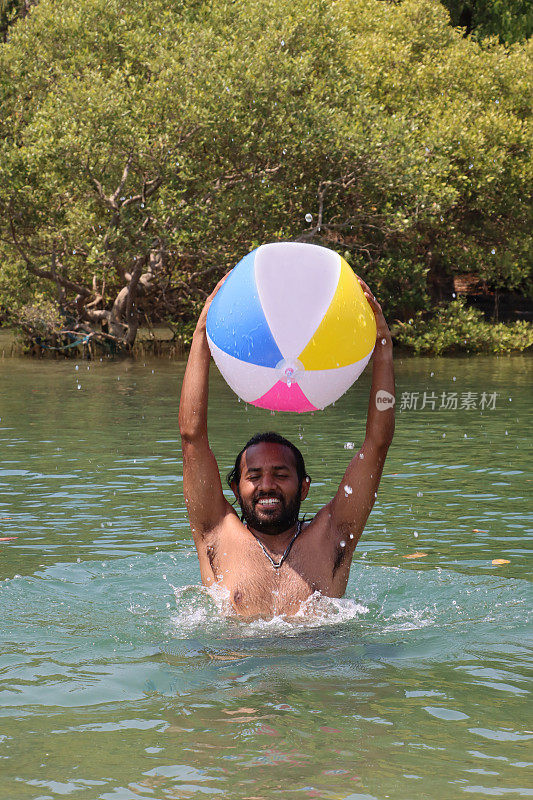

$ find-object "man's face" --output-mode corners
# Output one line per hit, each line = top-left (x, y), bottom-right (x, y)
(232, 442), (309, 536)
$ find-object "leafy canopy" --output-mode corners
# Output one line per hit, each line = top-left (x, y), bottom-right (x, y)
(0, 0), (531, 331)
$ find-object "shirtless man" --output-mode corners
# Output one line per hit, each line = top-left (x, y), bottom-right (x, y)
(178, 274), (395, 617)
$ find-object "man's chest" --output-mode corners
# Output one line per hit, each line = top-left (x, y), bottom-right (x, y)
(203, 528), (346, 616)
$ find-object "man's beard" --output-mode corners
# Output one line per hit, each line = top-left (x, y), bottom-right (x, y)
(237, 489), (302, 535)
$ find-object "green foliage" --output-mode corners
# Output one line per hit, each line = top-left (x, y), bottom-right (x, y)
(440, 0), (532, 45)
(392, 298), (533, 354)
(1, 0), (27, 42)
(14, 297), (65, 339)
(0, 0), (531, 338)
(348, 253), (429, 321)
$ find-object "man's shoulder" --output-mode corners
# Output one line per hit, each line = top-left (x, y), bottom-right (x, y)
(298, 505), (338, 540)
(199, 506), (244, 540)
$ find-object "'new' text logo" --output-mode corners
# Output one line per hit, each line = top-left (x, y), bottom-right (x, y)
(376, 390), (395, 410)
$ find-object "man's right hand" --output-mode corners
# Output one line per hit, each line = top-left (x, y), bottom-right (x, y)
(196, 271), (232, 332)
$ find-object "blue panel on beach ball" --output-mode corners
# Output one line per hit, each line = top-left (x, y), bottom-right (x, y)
(206, 249), (283, 368)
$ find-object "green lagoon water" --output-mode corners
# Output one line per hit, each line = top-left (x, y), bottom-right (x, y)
(0, 353), (531, 800)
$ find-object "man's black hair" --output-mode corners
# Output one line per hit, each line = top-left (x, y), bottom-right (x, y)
(226, 432), (310, 488)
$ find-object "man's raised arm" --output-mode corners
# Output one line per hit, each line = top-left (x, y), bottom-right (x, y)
(178, 277), (233, 538)
(328, 278), (395, 544)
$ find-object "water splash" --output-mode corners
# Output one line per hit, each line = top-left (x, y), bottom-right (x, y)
(242, 594), (369, 636)
(169, 584), (368, 637)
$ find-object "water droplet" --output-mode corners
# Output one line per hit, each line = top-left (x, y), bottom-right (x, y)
(413, 532), (418, 538)
(344, 442), (355, 450)
(163, 574), (167, 580)
(305, 213), (313, 223)
(381, 338), (387, 345)
(417, 491), (423, 497)
(359, 453), (364, 459)
(442, 433), (446, 438)
(340, 540), (346, 548)
(349, 533), (354, 539)
(344, 485), (353, 495)
(75, 365), (79, 371)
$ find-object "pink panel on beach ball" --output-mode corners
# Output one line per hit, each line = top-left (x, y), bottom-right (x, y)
(250, 381), (318, 413)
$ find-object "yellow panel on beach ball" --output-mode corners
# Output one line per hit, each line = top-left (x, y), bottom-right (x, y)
(298, 258), (376, 370)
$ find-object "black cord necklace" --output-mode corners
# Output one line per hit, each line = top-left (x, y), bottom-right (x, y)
(249, 521), (302, 570)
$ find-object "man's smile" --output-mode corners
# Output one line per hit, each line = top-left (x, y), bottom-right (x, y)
(255, 496), (282, 508)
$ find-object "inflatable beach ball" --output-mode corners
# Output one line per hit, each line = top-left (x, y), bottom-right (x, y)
(206, 242), (376, 413)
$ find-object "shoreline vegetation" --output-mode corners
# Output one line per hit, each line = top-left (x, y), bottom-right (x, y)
(1, 0), (531, 358)
(2, 293), (532, 359)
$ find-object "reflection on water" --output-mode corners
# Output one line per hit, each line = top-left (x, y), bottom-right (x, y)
(0, 354), (532, 799)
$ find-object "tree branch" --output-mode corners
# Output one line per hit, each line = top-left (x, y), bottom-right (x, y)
(90, 153), (134, 211)
(8, 209), (90, 296)
(110, 153), (133, 207)
(122, 176), (163, 209)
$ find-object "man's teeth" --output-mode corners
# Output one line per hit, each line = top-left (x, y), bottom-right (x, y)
(257, 498), (280, 506)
